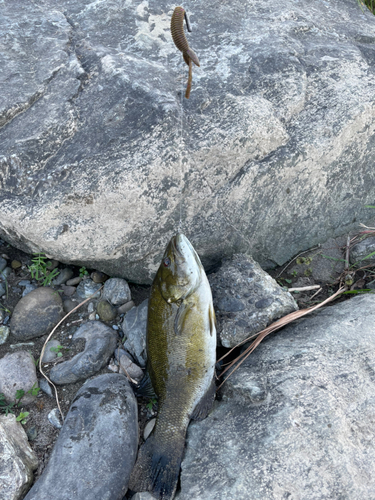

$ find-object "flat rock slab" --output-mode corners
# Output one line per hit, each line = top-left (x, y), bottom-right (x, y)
(209, 254), (298, 347)
(1, 1), (375, 283)
(0, 414), (38, 500)
(177, 294), (375, 500)
(10, 287), (64, 340)
(49, 321), (117, 384)
(24, 374), (138, 500)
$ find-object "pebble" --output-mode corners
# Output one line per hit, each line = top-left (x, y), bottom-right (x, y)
(11, 260), (22, 269)
(97, 299), (117, 321)
(22, 283), (38, 297)
(88, 312), (96, 321)
(47, 408), (63, 429)
(39, 378), (53, 397)
(87, 302), (95, 313)
(1, 267), (12, 279)
(47, 260), (60, 270)
(66, 276), (82, 286)
(60, 285), (76, 296)
(102, 277), (131, 305)
(75, 279), (101, 299)
(117, 300), (135, 314)
(63, 299), (77, 313)
(143, 418), (156, 440)
(0, 351), (38, 404)
(52, 268), (74, 286)
(10, 287), (64, 340)
(18, 280), (31, 286)
(41, 339), (62, 363)
(118, 353), (144, 382)
(112, 324), (119, 330)
(3, 315), (10, 325)
(26, 426), (38, 441)
(0, 256), (7, 272)
(49, 321), (118, 385)
(91, 271), (109, 283)
(0, 310), (4, 323)
(0, 283), (6, 297)
(108, 363), (119, 373)
(0, 326), (10, 345)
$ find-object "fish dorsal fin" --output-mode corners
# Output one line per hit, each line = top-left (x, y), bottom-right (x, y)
(209, 303), (216, 337)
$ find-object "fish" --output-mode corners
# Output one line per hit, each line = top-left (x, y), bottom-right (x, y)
(170, 6), (200, 98)
(129, 233), (217, 500)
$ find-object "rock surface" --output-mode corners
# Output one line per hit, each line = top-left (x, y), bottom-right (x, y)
(177, 294), (375, 499)
(0, 414), (38, 500)
(49, 321), (117, 384)
(350, 236), (375, 265)
(1, 1), (375, 283)
(0, 351), (38, 404)
(9, 287), (64, 340)
(209, 254), (298, 347)
(102, 278), (131, 305)
(24, 374), (138, 500)
(122, 299), (148, 368)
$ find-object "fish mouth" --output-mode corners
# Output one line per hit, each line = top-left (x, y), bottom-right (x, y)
(172, 233), (185, 258)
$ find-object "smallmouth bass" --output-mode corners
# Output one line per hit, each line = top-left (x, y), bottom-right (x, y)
(129, 233), (216, 500)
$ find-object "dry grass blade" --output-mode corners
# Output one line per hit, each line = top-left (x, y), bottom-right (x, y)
(217, 286), (347, 390)
(39, 285), (104, 421)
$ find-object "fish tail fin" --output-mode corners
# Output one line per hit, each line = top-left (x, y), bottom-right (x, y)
(186, 48), (200, 67)
(129, 433), (185, 500)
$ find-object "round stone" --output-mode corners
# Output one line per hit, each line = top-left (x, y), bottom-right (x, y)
(97, 300), (117, 322)
(10, 287), (64, 340)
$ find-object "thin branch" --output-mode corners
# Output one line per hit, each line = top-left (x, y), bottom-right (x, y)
(287, 285), (320, 292)
(39, 286), (104, 421)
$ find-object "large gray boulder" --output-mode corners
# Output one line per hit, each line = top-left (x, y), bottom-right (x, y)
(177, 294), (375, 499)
(24, 374), (138, 500)
(1, 1), (375, 283)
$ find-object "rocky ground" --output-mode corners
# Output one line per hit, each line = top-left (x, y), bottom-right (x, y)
(2, 229), (375, 499)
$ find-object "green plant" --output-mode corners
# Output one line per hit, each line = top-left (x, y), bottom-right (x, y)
(291, 270), (298, 278)
(79, 266), (89, 278)
(146, 398), (157, 411)
(16, 412), (29, 425)
(50, 345), (69, 357)
(28, 253), (60, 286)
(0, 393), (16, 415)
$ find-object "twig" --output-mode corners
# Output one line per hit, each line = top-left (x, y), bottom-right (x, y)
(276, 245), (321, 278)
(287, 285), (320, 292)
(309, 287), (322, 301)
(39, 286), (104, 421)
(217, 286), (347, 390)
(345, 235), (350, 270)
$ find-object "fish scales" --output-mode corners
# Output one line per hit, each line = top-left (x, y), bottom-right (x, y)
(129, 234), (216, 500)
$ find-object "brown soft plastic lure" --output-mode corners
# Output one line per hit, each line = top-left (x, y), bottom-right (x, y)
(171, 6), (200, 98)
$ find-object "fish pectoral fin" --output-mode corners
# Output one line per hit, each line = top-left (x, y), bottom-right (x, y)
(183, 52), (190, 66)
(174, 301), (192, 335)
(209, 303), (216, 337)
(134, 371), (157, 399)
(190, 377), (216, 421)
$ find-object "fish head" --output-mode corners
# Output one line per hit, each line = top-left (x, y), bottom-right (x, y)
(158, 233), (202, 303)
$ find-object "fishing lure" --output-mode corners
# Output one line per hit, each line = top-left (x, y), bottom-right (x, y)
(171, 6), (200, 99)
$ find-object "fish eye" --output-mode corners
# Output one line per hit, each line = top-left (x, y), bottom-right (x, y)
(163, 257), (171, 267)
